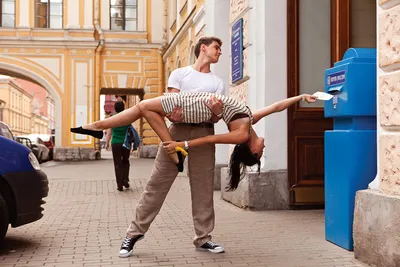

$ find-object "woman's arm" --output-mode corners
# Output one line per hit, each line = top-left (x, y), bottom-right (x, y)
(252, 94), (316, 124)
(105, 128), (112, 150)
(163, 123), (249, 153)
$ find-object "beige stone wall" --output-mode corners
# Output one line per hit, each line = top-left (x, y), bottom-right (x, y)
(378, 0), (400, 195)
(229, 0), (250, 102)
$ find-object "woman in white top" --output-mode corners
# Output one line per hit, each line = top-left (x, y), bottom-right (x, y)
(71, 92), (316, 190)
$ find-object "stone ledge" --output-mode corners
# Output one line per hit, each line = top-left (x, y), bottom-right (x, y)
(54, 147), (98, 161)
(214, 164), (227, 191)
(354, 189), (400, 267)
(138, 144), (158, 158)
(221, 167), (289, 210)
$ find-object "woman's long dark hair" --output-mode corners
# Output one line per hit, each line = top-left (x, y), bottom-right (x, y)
(226, 143), (261, 191)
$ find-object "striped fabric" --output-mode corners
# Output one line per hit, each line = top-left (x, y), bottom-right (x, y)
(160, 92), (253, 125)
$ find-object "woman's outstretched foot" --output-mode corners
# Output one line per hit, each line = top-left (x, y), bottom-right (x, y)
(70, 126), (104, 139)
(175, 151), (184, 172)
(166, 151), (185, 172)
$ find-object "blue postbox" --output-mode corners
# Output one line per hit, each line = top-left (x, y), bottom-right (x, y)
(324, 48), (377, 251)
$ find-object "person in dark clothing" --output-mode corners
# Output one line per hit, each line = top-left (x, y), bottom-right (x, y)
(106, 101), (131, 191)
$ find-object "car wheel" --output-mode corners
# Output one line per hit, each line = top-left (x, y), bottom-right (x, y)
(0, 194), (9, 242)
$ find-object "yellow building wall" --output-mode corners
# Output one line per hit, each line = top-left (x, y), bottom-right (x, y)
(0, 0), (165, 158)
(0, 78), (32, 136)
(32, 114), (49, 135)
(163, 1), (205, 84)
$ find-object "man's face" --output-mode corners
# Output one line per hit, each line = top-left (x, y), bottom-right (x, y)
(203, 41), (222, 63)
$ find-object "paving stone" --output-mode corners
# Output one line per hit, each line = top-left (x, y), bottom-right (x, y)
(0, 153), (368, 267)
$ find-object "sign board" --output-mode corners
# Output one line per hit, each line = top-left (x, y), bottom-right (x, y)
(231, 18), (243, 84)
(327, 70), (346, 86)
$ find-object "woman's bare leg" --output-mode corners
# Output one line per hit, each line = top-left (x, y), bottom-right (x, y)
(138, 100), (180, 163)
(79, 97), (180, 163)
(82, 98), (165, 131)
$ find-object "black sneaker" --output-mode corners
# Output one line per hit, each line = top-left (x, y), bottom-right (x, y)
(119, 235), (144, 258)
(198, 241), (225, 253)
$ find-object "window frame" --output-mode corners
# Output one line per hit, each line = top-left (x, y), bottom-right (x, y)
(109, 0), (138, 31)
(35, 0), (63, 29)
(0, 0), (16, 27)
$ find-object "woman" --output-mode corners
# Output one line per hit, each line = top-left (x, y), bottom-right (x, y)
(71, 92), (316, 190)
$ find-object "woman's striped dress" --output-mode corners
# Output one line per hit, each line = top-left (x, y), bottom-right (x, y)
(160, 92), (253, 125)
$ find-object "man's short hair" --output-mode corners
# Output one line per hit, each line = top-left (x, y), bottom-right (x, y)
(194, 36), (222, 58)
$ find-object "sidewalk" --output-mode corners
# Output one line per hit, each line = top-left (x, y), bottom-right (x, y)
(0, 152), (367, 267)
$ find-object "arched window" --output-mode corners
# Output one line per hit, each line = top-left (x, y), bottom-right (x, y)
(0, 0), (15, 27)
(35, 0), (63, 29)
(110, 0), (137, 31)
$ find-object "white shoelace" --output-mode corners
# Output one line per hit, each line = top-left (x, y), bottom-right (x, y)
(205, 241), (219, 248)
(121, 237), (132, 248)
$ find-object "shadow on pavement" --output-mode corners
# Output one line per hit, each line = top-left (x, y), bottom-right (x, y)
(0, 236), (39, 255)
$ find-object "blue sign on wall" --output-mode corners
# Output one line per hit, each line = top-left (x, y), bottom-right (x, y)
(231, 18), (243, 84)
(326, 70), (346, 87)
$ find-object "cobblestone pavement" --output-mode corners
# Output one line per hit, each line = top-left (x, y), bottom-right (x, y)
(0, 153), (368, 267)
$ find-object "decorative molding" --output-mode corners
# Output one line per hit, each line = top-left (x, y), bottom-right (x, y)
(0, 54), (63, 90)
(0, 40), (99, 48)
(25, 57), (61, 81)
(195, 17), (205, 36)
(103, 59), (142, 74)
(179, 0), (188, 15)
(229, 6), (253, 27)
(192, 5), (205, 24)
(162, 7), (197, 61)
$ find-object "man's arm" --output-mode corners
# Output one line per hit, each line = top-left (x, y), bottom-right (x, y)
(209, 78), (225, 122)
(168, 88), (180, 93)
(205, 96), (223, 123)
(166, 87), (184, 122)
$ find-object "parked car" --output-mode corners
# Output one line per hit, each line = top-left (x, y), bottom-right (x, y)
(38, 134), (54, 160)
(17, 135), (50, 163)
(0, 132), (49, 242)
(15, 136), (40, 161)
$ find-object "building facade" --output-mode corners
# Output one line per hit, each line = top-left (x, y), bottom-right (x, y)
(162, 0), (398, 265)
(0, 0), (165, 160)
(0, 75), (32, 136)
(31, 112), (48, 135)
(16, 78), (55, 135)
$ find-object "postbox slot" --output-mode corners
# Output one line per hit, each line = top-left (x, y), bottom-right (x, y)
(328, 85), (343, 95)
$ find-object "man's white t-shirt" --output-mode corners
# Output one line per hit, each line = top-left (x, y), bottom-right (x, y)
(167, 66), (225, 94)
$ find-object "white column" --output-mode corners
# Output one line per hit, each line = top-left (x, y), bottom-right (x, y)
(369, 4), (382, 190)
(73, 62), (90, 142)
(204, 0), (230, 165)
(100, 0), (110, 30)
(151, 0), (164, 43)
(18, 0), (30, 28)
(84, 0), (94, 29)
(67, 0), (80, 29)
(137, 0), (147, 31)
(257, 0), (288, 171)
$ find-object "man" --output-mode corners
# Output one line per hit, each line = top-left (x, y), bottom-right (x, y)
(119, 36), (225, 257)
(105, 101), (131, 191)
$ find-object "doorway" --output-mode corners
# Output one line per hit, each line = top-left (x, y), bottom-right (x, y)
(287, 0), (376, 206)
